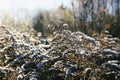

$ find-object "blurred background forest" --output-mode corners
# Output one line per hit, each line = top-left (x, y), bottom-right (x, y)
(0, 0), (120, 38)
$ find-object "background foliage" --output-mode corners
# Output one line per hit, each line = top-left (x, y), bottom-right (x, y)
(0, 0), (120, 38)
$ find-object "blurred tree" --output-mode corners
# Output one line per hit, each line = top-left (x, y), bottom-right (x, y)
(33, 12), (44, 36)
(32, 0), (120, 37)
(71, 0), (120, 37)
